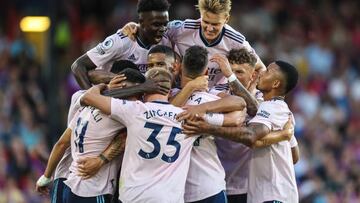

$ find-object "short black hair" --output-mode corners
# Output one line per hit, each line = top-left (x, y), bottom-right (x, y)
(110, 60), (138, 74)
(183, 46), (208, 79)
(148, 45), (175, 60)
(137, 0), (170, 13)
(275, 60), (298, 94)
(120, 68), (146, 84)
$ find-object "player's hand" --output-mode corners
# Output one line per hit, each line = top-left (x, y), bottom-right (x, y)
(35, 175), (51, 195)
(210, 54), (233, 78)
(87, 83), (108, 95)
(108, 74), (127, 89)
(182, 115), (211, 135)
(283, 116), (294, 140)
(120, 22), (138, 41)
(176, 105), (207, 122)
(77, 156), (105, 179)
(188, 75), (208, 92)
(142, 78), (170, 95)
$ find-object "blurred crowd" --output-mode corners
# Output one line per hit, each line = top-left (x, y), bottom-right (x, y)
(0, 0), (360, 202)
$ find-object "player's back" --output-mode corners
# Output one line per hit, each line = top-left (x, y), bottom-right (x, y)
(110, 99), (197, 203)
(183, 91), (226, 202)
(65, 105), (124, 197)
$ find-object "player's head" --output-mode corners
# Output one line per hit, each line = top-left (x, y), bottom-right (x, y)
(145, 68), (172, 96)
(182, 46), (208, 79)
(110, 60), (139, 74)
(148, 45), (176, 72)
(196, 0), (231, 43)
(227, 48), (257, 89)
(108, 70), (145, 90)
(137, 0), (170, 44)
(257, 61), (298, 95)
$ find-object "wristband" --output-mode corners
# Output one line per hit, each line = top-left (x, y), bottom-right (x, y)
(204, 113), (224, 126)
(99, 154), (110, 164)
(227, 73), (237, 83)
(36, 175), (52, 187)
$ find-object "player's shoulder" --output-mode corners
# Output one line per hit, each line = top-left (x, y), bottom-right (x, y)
(168, 19), (200, 31)
(223, 24), (246, 44)
(259, 99), (290, 115)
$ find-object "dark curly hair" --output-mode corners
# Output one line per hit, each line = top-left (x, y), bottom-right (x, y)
(137, 0), (170, 13)
(227, 48), (257, 67)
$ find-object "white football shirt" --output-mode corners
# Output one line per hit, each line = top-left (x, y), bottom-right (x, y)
(215, 89), (263, 195)
(54, 90), (85, 180)
(87, 30), (172, 74)
(247, 99), (298, 203)
(64, 105), (124, 197)
(166, 19), (259, 89)
(183, 91), (226, 202)
(110, 99), (198, 203)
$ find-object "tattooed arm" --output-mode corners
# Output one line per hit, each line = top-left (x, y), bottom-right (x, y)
(182, 116), (269, 147)
(210, 54), (258, 116)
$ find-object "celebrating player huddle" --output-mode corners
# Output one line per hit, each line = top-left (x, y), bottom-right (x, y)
(36, 0), (300, 203)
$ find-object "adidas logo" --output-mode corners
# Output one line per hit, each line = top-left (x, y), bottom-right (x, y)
(128, 54), (137, 61)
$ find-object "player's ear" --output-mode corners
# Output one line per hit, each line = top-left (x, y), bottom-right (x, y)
(273, 80), (281, 89)
(224, 14), (230, 24)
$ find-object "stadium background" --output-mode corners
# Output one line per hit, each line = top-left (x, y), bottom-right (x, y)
(0, 0), (360, 202)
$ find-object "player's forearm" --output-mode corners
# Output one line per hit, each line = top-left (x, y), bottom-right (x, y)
(229, 79), (258, 116)
(206, 125), (255, 147)
(170, 84), (195, 107)
(102, 84), (145, 98)
(44, 128), (71, 178)
(102, 133), (126, 161)
(71, 54), (97, 90)
(81, 93), (111, 115)
(88, 70), (117, 85)
(222, 111), (245, 127)
(292, 146), (300, 164)
(253, 129), (292, 148)
(202, 95), (246, 113)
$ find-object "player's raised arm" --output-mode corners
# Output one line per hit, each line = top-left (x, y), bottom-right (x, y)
(211, 53), (259, 116)
(71, 54), (97, 89)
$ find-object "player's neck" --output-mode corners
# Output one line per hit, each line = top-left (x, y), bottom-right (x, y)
(144, 94), (169, 103)
(180, 76), (192, 88)
(262, 90), (284, 101)
(137, 31), (153, 48)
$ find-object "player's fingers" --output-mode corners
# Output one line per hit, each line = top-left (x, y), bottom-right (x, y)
(182, 129), (197, 135)
(176, 112), (190, 121)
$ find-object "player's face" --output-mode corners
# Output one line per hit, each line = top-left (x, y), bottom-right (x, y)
(231, 62), (255, 89)
(200, 11), (229, 43)
(148, 53), (174, 72)
(256, 63), (281, 92)
(139, 11), (169, 44)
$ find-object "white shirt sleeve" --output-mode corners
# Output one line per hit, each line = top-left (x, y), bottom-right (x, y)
(67, 90), (86, 126)
(289, 135), (298, 148)
(110, 98), (139, 125)
(165, 20), (184, 43)
(86, 32), (126, 67)
(248, 102), (274, 130)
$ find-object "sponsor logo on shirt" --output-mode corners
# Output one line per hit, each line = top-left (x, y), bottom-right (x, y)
(256, 110), (270, 118)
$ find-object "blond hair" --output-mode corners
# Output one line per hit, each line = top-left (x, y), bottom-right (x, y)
(196, 0), (232, 15)
(145, 68), (172, 93)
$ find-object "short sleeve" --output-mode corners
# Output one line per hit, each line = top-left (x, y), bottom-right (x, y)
(248, 102), (274, 130)
(110, 98), (139, 125)
(86, 32), (126, 67)
(165, 20), (184, 43)
(289, 135), (298, 148)
(67, 90), (86, 126)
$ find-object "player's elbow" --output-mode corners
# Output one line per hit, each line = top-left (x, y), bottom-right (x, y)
(54, 140), (70, 151)
(292, 146), (300, 164)
(71, 58), (84, 74)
